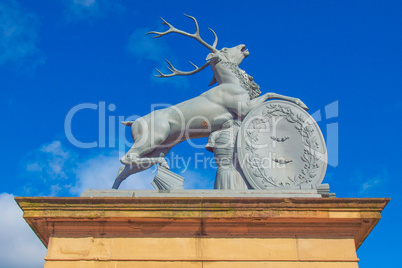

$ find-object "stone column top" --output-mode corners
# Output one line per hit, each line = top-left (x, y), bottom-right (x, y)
(15, 196), (389, 250)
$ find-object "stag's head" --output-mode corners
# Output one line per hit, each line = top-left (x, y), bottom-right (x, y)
(207, 45), (249, 66)
(147, 14), (249, 78)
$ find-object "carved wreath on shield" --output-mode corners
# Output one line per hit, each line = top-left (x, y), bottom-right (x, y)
(244, 103), (321, 187)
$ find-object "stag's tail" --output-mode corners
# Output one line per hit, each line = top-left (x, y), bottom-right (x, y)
(121, 121), (134, 126)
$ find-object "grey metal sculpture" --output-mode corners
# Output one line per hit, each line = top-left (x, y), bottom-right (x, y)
(112, 15), (308, 189)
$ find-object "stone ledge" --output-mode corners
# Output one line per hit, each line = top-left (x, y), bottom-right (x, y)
(80, 186), (333, 198)
(16, 197), (389, 251)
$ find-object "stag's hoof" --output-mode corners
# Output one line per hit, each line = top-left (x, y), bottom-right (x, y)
(120, 156), (130, 165)
(116, 166), (125, 177)
(160, 158), (170, 170)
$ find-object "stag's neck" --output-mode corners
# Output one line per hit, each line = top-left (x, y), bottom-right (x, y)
(212, 61), (261, 99)
(212, 61), (241, 84)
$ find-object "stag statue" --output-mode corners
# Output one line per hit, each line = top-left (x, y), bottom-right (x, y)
(112, 14), (307, 189)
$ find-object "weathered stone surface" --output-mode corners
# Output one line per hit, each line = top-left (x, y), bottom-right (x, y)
(45, 236), (359, 262)
(44, 261), (359, 268)
(81, 187), (332, 198)
(16, 197), (388, 249)
(16, 197), (388, 267)
(237, 100), (327, 189)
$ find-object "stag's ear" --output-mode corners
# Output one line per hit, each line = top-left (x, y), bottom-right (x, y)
(206, 53), (221, 62)
(208, 76), (217, 86)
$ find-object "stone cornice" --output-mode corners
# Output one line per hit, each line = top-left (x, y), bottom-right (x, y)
(15, 197), (389, 250)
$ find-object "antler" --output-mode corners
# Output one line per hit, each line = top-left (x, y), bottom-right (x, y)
(154, 60), (210, 78)
(147, 14), (218, 77)
(147, 14), (218, 52)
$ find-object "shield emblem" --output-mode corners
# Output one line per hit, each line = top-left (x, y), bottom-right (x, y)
(237, 100), (327, 189)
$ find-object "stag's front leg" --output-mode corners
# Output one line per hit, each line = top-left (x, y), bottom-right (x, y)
(245, 93), (274, 113)
(124, 152), (169, 169)
(265, 93), (309, 110)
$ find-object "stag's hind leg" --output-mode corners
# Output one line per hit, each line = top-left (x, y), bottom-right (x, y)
(120, 118), (171, 168)
(112, 165), (137, 189)
(112, 163), (154, 189)
(113, 147), (172, 189)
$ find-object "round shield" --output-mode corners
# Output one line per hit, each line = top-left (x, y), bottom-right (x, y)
(237, 100), (327, 189)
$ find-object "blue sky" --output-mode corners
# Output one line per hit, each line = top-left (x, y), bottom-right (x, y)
(0, 0), (401, 267)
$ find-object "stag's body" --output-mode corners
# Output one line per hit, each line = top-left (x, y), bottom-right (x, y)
(112, 15), (307, 189)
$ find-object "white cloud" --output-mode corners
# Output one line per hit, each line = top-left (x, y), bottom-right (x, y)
(149, 70), (190, 90)
(127, 27), (190, 89)
(74, 0), (96, 7)
(24, 140), (77, 195)
(40, 140), (73, 178)
(181, 169), (215, 190)
(0, 0), (45, 69)
(0, 193), (46, 268)
(23, 140), (79, 195)
(127, 27), (172, 63)
(359, 169), (389, 195)
(24, 140), (156, 196)
(348, 168), (389, 197)
(361, 178), (381, 193)
(71, 153), (155, 194)
(24, 140), (221, 196)
(72, 154), (216, 192)
(63, 0), (124, 23)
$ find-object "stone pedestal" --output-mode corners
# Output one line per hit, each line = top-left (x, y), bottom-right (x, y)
(16, 196), (389, 268)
